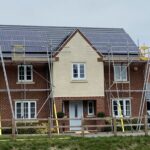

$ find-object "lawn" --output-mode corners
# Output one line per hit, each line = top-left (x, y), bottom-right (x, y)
(0, 135), (150, 150)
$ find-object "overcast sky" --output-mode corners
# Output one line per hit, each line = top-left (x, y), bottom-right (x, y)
(0, 0), (149, 46)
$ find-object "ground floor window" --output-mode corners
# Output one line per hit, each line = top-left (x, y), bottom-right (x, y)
(87, 101), (94, 116)
(112, 99), (131, 117)
(15, 101), (36, 119)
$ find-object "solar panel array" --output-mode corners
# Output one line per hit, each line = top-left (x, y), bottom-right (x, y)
(0, 25), (139, 55)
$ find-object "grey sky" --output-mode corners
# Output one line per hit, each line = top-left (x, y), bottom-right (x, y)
(0, 0), (149, 46)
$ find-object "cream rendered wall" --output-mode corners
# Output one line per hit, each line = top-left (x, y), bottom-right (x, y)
(53, 32), (104, 97)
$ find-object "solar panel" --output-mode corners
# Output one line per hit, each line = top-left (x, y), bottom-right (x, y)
(0, 25), (139, 55)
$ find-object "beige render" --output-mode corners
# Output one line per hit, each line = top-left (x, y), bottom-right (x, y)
(53, 31), (104, 97)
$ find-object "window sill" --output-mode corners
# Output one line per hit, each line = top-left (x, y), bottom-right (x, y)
(71, 80), (88, 83)
(16, 81), (35, 84)
(15, 118), (38, 122)
(113, 81), (129, 84)
(86, 115), (95, 118)
(113, 116), (130, 118)
(14, 99), (38, 101)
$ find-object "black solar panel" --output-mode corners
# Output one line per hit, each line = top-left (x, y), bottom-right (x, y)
(0, 25), (139, 55)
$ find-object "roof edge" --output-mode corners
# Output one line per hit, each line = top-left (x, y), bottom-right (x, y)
(54, 29), (103, 58)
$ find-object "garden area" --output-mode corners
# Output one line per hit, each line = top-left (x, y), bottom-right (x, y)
(0, 135), (150, 150)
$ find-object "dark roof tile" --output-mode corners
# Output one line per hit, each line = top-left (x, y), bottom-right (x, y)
(0, 25), (139, 55)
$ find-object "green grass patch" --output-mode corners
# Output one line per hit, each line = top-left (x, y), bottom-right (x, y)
(0, 135), (150, 150)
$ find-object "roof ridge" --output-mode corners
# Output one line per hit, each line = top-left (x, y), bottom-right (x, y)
(0, 24), (124, 31)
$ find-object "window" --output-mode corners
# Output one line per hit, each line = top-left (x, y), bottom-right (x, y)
(74, 104), (78, 118)
(114, 64), (127, 81)
(72, 63), (85, 80)
(18, 65), (33, 82)
(62, 102), (65, 113)
(146, 83), (150, 99)
(112, 99), (131, 117)
(88, 101), (94, 116)
(15, 101), (36, 119)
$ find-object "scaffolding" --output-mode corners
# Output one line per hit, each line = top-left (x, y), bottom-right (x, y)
(104, 43), (150, 132)
(137, 46), (150, 130)
(0, 32), (60, 135)
(0, 28), (149, 135)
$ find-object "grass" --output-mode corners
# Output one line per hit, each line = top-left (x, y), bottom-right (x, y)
(0, 135), (150, 150)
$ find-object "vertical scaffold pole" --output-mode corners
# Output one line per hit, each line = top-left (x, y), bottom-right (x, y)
(47, 44), (59, 135)
(0, 47), (15, 119)
(0, 111), (1, 135)
(0, 46), (15, 136)
(110, 46), (124, 132)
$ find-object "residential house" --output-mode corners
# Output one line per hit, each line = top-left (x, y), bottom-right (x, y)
(0, 25), (146, 131)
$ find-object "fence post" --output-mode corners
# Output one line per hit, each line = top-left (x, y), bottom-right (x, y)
(144, 115), (148, 136)
(0, 113), (2, 136)
(81, 117), (84, 137)
(12, 118), (16, 139)
(113, 117), (117, 136)
(48, 117), (52, 138)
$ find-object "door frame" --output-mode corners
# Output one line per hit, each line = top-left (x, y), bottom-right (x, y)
(69, 101), (83, 130)
(146, 100), (150, 125)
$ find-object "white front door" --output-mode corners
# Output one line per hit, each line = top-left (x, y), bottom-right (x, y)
(69, 101), (83, 131)
(147, 101), (150, 124)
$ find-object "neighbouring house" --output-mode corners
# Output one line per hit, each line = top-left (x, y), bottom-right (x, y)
(0, 25), (147, 131)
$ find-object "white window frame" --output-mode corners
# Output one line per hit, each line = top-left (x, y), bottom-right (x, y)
(62, 101), (65, 113)
(72, 63), (86, 80)
(18, 65), (33, 82)
(114, 64), (127, 82)
(112, 99), (131, 117)
(87, 101), (94, 116)
(15, 101), (37, 119)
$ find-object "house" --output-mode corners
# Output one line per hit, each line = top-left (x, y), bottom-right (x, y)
(0, 25), (147, 131)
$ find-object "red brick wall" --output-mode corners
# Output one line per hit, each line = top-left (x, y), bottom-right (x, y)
(0, 61), (147, 122)
(54, 96), (105, 116)
(104, 62), (146, 117)
(54, 97), (105, 131)
(0, 63), (50, 120)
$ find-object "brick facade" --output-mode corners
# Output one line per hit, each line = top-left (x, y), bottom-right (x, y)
(104, 62), (146, 117)
(54, 96), (105, 116)
(0, 25), (144, 132)
(54, 96), (105, 131)
(0, 61), (148, 129)
(0, 63), (50, 121)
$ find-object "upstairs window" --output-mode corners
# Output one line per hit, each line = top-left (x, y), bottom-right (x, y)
(114, 64), (127, 81)
(18, 65), (33, 82)
(15, 101), (36, 119)
(72, 63), (86, 80)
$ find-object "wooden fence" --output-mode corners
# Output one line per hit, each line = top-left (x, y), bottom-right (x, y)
(0, 116), (149, 138)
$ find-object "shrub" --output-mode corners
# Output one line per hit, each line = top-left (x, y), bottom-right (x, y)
(101, 127), (112, 132)
(36, 122), (49, 134)
(2, 129), (12, 134)
(57, 112), (65, 118)
(16, 121), (48, 134)
(97, 112), (105, 118)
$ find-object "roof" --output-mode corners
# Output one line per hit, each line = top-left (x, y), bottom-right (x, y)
(0, 25), (139, 56)
(54, 29), (103, 57)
